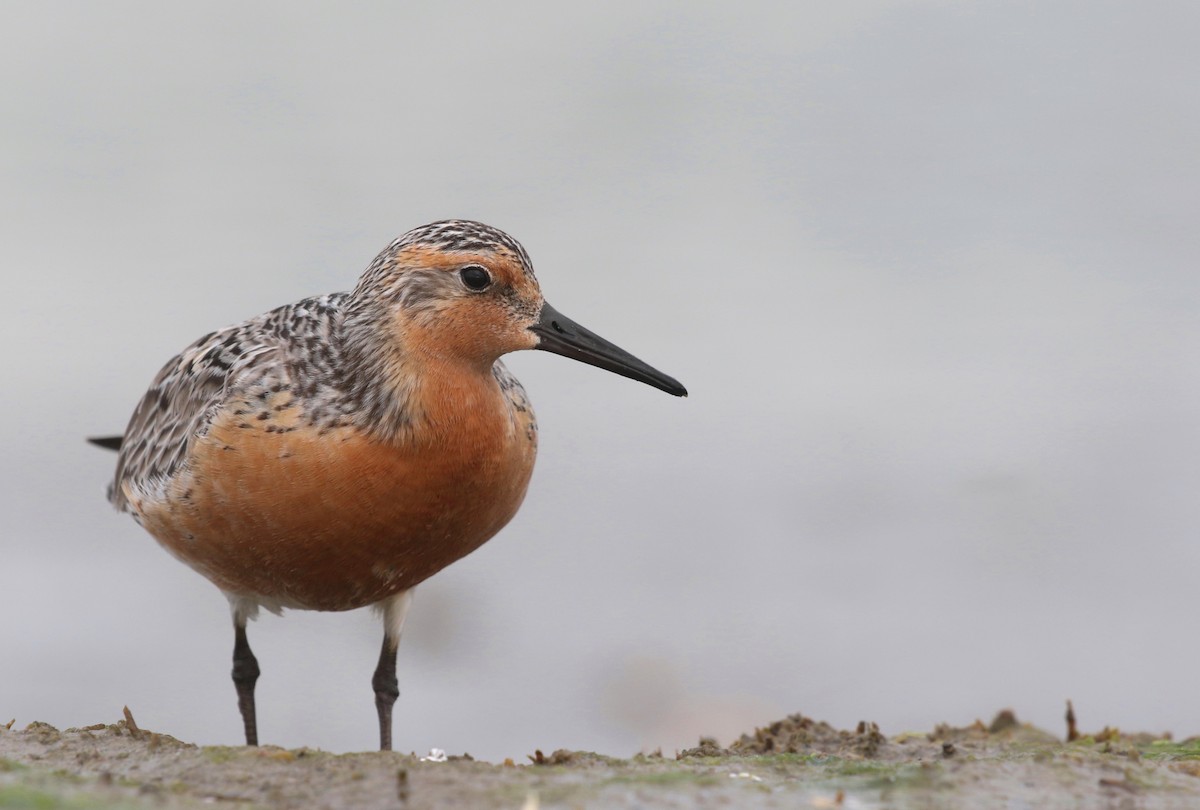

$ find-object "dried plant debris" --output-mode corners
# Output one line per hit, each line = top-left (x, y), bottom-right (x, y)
(685, 713), (889, 759)
(677, 736), (731, 758)
(1066, 700), (1079, 742)
(734, 714), (844, 755)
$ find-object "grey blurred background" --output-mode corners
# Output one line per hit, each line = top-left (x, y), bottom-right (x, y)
(3, 2), (1198, 762)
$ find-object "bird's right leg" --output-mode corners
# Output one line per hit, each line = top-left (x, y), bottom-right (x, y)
(231, 614), (261, 746)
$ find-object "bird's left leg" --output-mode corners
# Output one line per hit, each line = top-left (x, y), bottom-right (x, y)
(229, 609), (261, 746)
(372, 588), (415, 752)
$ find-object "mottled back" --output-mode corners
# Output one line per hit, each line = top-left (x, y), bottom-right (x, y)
(110, 294), (348, 510)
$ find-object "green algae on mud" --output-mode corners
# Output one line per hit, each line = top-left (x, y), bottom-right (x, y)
(1139, 738), (1200, 761)
(4, 710), (1200, 809)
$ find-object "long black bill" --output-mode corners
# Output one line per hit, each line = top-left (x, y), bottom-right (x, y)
(530, 302), (687, 397)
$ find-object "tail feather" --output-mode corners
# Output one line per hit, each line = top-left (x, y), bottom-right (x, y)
(88, 435), (124, 451)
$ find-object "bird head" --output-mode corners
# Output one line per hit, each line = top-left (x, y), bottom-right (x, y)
(349, 220), (686, 397)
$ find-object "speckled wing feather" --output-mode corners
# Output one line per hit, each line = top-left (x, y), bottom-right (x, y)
(109, 294), (350, 511)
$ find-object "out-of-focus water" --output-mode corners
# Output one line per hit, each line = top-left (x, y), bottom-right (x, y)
(2, 2), (1198, 762)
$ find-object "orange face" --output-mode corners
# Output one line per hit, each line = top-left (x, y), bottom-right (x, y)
(375, 244), (544, 370)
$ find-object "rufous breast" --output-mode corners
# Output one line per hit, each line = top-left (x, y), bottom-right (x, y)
(131, 369), (537, 611)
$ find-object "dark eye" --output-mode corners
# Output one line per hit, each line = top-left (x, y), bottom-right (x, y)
(459, 265), (492, 291)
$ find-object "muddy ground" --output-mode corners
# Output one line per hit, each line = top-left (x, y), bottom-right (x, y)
(4, 708), (1200, 809)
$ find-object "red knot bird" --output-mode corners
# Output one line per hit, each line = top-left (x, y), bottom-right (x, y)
(90, 220), (686, 750)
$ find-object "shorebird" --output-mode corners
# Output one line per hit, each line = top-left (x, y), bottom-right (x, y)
(90, 220), (685, 750)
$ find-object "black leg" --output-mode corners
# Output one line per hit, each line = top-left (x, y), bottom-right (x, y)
(372, 589), (414, 752)
(372, 636), (399, 751)
(231, 621), (261, 746)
